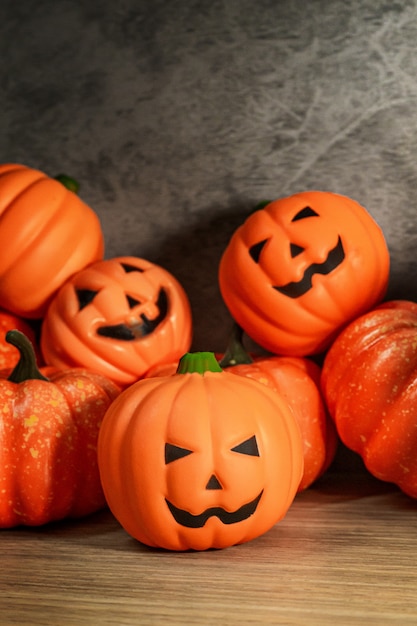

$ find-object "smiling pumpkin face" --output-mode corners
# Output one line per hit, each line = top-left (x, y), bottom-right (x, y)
(219, 191), (390, 356)
(40, 256), (192, 386)
(98, 353), (304, 551)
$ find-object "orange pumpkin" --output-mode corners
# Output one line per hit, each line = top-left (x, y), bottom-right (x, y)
(0, 309), (42, 370)
(321, 300), (417, 498)
(0, 163), (104, 318)
(219, 191), (390, 356)
(0, 330), (120, 527)
(41, 256), (193, 386)
(98, 352), (303, 551)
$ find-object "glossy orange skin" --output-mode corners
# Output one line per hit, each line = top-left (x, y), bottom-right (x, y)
(98, 368), (303, 550)
(146, 355), (338, 491)
(0, 368), (120, 527)
(0, 310), (41, 369)
(41, 256), (193, 387)
(0, 163), (104, 318)
(321, 300), (417, 498)
(219, 191), (390, 356)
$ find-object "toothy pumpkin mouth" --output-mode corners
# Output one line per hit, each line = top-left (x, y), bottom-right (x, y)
(165, 491), (263, 528)
(274, 236), (345, 298)
(97, 288), (168, 340)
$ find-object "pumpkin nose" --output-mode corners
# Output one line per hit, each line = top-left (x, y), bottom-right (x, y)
(205, 474), (222, 490)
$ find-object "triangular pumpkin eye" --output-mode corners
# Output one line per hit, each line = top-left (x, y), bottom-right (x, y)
(249, 239), (268, 263)
(165, 443), (193, 464)
(76, 288), (99, 310)
(292, 206), (319, 221)
(290, 243), (304, 258)
(231, 435), (259, 457)
(120, 263), (144, 273)
(126, 295), (141, 308)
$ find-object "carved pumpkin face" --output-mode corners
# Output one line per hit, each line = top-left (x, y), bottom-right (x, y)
(219, 191), (390, 356)
(40, 256), (192, 386)
(98, 353), (303, 551)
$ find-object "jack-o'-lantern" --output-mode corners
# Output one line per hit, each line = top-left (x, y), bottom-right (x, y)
(219, 191), (390, 356)
(40, 256), (192, 386)
(98, 352), (303, 551)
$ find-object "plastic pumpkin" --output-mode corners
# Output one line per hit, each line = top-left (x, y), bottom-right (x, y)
(98, 352), (303, 551)
(219, 191), (390, 356)
(0, 330), (120, 527)
(0, 163), (104, 318)
(41, 256), (192, 386)
(321, 300), (417, 498)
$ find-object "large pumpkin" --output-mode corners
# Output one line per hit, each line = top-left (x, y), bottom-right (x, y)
(321, 300), (417, 498)
(41, 256), (192, 386)
(0, 330), (120, 527)
(0, 163), (104, 318)
(98, 352), (303, 551)
(219, 191), (389, 356)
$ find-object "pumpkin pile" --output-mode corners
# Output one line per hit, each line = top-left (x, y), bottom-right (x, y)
(1, 162), (416, 552)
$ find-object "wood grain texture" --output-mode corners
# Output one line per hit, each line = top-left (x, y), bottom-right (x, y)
(2, 470), (417, 626)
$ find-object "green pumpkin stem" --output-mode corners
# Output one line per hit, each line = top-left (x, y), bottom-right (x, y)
(6, 330), (49, 383)
(218, 323), (254, 368)
(177, 352), (223, 375)
(252, 199), (272, 212)
(55, 174), (80, 194)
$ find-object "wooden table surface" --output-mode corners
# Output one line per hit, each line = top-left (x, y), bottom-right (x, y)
(2, 468), (417, 626)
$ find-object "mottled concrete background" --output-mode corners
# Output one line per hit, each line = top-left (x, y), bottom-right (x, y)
(1, 0), (417, 351)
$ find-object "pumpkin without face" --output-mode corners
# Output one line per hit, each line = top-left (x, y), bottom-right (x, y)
(219, 191), (390, 356)
(0, 309), (41, 370)
(0, 330), (120, 527)
(98, 352), (303, 551)
(41, 256), (192, 386)
(321, 300), (417, 499)
(0, 163), (104, 318)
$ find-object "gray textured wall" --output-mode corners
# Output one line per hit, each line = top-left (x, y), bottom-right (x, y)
(2, 0), (417, 351)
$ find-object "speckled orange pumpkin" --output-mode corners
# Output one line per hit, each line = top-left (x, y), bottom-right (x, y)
(219, 191), (390, 356)
(0, 330), (120, 527)
(41, 256), (193, 386)
(0, 163), (104, 318)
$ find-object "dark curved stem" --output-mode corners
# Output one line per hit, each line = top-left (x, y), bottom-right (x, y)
(6, 330), (49, 382)
(218, 323), (254, 368)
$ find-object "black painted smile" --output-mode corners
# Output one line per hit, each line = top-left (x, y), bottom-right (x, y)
(274, 236), (345, 298)
(166, 491), (263, 528)
(97, 288), (168, 340)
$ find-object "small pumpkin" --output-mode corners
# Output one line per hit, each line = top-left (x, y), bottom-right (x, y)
(219, 191), (390, 356)
(40, 256), (192, 386)
(217, 326), (338, 491)
(0, 330), (120, 527)
(98, 352), (303, 551)
(0, 309), (41, 370)
(0, 163), (104, 318)
(321, 300), (417, 498)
